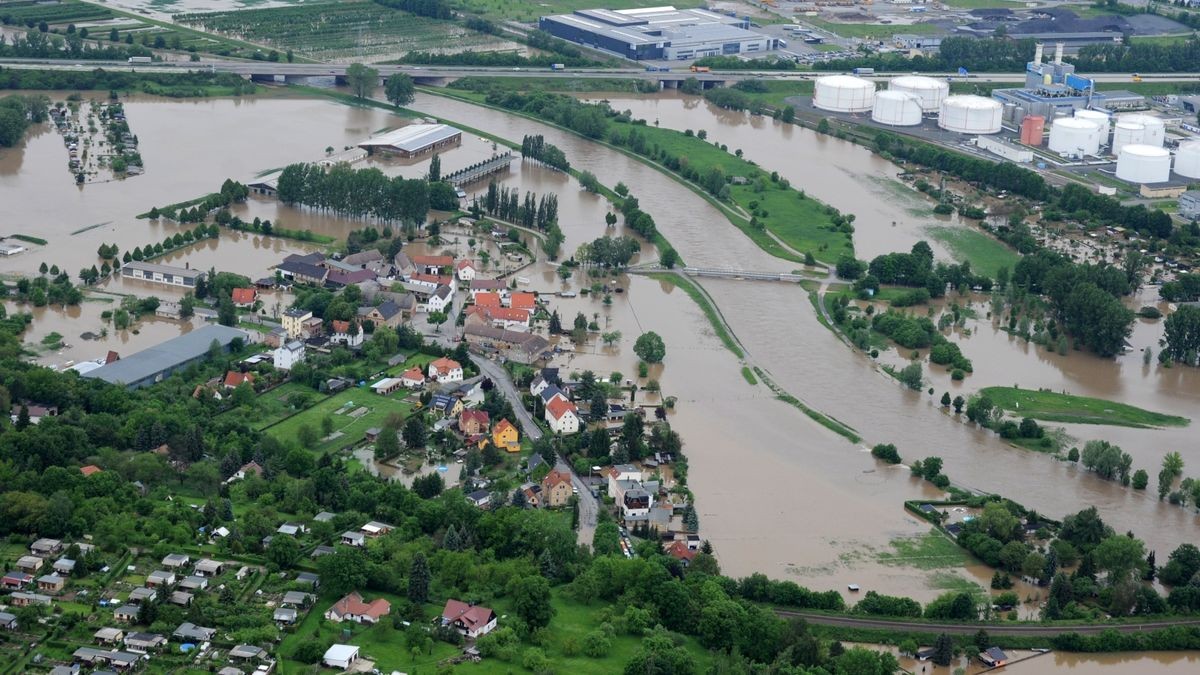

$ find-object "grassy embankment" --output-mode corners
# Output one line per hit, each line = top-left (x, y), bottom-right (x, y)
(430, 84), (853, 265)
(753, 366), (861, 443)
(981, 386), (1190, 429)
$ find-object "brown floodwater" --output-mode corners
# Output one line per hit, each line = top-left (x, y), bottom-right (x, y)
(398, 91), (1200, 575)
(6, 87), (1199, 600)
(862, 643), (1200, 674)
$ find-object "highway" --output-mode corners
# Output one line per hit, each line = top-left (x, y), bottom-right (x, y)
(774, 610), (1200, 636)
(3, 57), (1200, 85)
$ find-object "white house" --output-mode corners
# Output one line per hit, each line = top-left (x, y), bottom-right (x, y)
(323, 644), (360, 670)
(427, 357), (463, 384)
(545, 397), (580, 435)
(607, 464), (640, 495)
(426, 284), (454, 313)
(329, 320), (363, 348)
(273, 340), (305, 370)
(455, 260), (477, 282)
(399, 367), (425, 389)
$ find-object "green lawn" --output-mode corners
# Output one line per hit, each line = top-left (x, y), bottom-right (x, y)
(741, 366), (757, 385)
(981, 386), (1190, 429)
(925, 225), (1020, 278)
(876, 530), (971, 571)
(1130, 33), (1200, 46)
(731, 80), (814, 108)
(242, 382), (326, 430)
(265, 387), (417, 453)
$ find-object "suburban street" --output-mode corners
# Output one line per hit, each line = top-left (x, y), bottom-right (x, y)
(470, 354), (599, 549)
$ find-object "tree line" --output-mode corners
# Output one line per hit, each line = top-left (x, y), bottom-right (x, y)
(0, 67), (257, 96)
(0, 28), (153, 61)
(520, 134), (569, 172)
(0, 94), (47, 147)
(369, 0), (452, 20)
(471, 180), (564, 258)
(276, 162), (456, 222)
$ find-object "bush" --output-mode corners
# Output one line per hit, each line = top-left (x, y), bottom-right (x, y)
(871, 443), (902, 464)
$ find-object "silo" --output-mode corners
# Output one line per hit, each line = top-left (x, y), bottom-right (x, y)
(1048, 118), (1102, 157)
(889, 75), (949, 113)
(1116, 113), (1166, 148)
(871, 91), (922, 126)
(1116, 144), (1172, 184)
(1074, 109), (1111, 146)
(1112, 121), (1145, 157)
(1020, 115), (1045, 146)
(938, 95), (1003, 134)
(1175, 141), (1200, 179)
(813, 75), (875, 113)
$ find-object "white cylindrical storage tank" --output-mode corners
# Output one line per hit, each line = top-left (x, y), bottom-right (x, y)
(1116, 144), (1172, 184)
(1048, 117), (1102, 157)
(889, 75), (949, 113)
(813, 75), (875, 113)
(871, 91), (922, 126)
(1112, 121), (1145, 157)
(1175, 141), (1200, 179)
(938, 95), (1003, 134)
(1117, 113), (1165, 148)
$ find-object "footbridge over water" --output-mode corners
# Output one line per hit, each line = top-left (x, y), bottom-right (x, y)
(445, 152), (515, 187)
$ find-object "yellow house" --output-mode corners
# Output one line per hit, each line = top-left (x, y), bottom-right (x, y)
(493, 419), (520, 453)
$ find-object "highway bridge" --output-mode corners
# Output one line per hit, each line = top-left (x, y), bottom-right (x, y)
(3, 58), (1199, 87)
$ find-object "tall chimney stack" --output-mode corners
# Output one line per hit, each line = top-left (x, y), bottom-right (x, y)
(1054, 42), (1064, 65)
(1034, 42), (1044, 65)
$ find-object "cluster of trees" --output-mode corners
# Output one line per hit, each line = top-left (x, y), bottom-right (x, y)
(520, 134), (569, 172)
(578, 235), (640, 268)
(0, 94), (48, 147)
(1012, 249), (1135, 357)
(473, 180), (564, 257)
(7, 268), (83, 307)
(1164, 305), (1200, 365)
(818, 37), (1035, 73)
(616, 192), (659, 241)
(0, 67), (257, 96)
(1160, 273), (1200, 302)
(1081, 440), (1134, 485)
(147, 179), (248, 225)
(277, 162), (449, 222)
(1055, 183), (1174, 239)
(702, 87), (767, 116)
(0, 29), (153, 62)
(1074, 35), (1200, 73)
(876, 131), (1050, 201)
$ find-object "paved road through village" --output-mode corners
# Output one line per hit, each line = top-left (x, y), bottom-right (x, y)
(470, 356), (599, 549)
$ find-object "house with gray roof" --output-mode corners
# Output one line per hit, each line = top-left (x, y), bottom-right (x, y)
(81, 325), (249, 389)
(173, 622), (216, 642)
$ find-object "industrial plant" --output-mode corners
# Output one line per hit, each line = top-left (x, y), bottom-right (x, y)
(808, 41), (1200, 190)
(538, 6), (778, 61)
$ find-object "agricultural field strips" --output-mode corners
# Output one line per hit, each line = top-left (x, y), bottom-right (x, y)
(174, 0), (518, 62)
(0, 0), (264, 58)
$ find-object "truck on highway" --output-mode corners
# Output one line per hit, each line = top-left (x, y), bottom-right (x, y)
(690, 65), (711, 73)
(128, 56), (152, 64)
(852, 67), (874, 75)
(550, 63), (565, 71)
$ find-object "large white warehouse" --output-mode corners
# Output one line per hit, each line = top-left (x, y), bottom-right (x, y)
(888, 75), (949, 113)
(938, 95), (1002, 134)
(813, 75), (875, 113)
(1116, 144), (1172, 184)
(1176, 141), (1200, 179)
(871, 91), (922, 126)
(1112, 113), (1165, 156)
(1048, 117), (1103, 157)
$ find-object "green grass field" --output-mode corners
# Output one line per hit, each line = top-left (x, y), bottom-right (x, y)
(265, 386), (417, 453)
(731, 80), (814, 108)
(981, 386), (1190, 429)
(925, 225), (1020, 278)
(242, 381), (325, 430)
(876, 530), (971, 570)
(1130, 33), (1200, 46)
(806, 18), (944, 40)
(741, 366), (757, 385)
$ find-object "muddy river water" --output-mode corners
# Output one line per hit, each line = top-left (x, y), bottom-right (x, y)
(3, 87), (1199, 649)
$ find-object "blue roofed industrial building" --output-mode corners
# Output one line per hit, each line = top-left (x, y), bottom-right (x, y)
(80, 325), (251, 389)
(538, 6), (776, 61)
